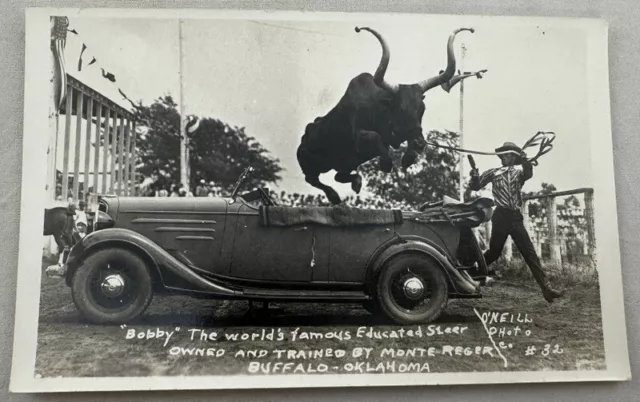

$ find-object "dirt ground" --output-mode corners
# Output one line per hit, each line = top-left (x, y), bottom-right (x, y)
(34, 257), (606, 378)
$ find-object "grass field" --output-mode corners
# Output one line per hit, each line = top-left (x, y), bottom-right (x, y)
(35, 257), (606, 378)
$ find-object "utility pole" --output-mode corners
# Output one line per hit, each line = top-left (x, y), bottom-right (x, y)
(458, 42), (466, 202)
(178, 19), (189, 190)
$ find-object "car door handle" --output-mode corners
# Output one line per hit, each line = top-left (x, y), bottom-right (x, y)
(295, 226), (308, 231)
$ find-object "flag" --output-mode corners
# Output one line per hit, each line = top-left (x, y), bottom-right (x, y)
(118, 88), (140, 110)
(77, 43), (87, 71)
(51, 16), (69, 112)
(101, 68), (116, 82)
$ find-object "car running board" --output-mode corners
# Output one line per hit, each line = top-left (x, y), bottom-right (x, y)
(239, 288), (370, 301)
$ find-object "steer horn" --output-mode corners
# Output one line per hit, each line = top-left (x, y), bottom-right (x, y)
(355, 26), (399, 94)
(418, 27), (475, 93)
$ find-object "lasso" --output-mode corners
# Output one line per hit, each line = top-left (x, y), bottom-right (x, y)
(426, 131), (556, 166)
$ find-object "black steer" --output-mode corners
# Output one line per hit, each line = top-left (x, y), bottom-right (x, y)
(297, 26), (475, 205)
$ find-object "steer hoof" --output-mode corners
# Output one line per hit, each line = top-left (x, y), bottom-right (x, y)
(351, 175), (362, 193)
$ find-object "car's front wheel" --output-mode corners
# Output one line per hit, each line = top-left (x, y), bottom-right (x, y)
(376, 253), (449, 325)
(71, 247), (154, 324)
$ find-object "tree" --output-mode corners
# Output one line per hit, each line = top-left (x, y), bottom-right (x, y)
(189, 118), (283, 192)
(358, 130), (461, 209)
(523, 183), (588, 245)
(134, 95), (283, 194)
(557, 195), (587, 238)
(524, 182), (557, 220)
(134, 95), (181, 190)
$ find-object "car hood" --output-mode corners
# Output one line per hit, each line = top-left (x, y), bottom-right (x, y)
(103, 196), (229, 220)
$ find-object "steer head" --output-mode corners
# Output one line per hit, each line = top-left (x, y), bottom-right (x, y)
(356, 26), (475, 170)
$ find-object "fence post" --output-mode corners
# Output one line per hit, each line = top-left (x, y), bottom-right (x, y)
(522, 200), (530, 231)
(93, 103), (102, 193)
(546, 196), (562, 267)
(72, 91), (84, 201)
(123, 119), (131, 196)
(484, 220), (492, 249)
(110, 113), (118, 193)
(61, 86), (73, 201)
(101, 108), (111, 194)
(534, 228), (542, 255)
(83, 97), (93, 196)
(131, 121), (137, 196)
(117, 116), (125, 195)
(503, 238), (513, 263)
(584, 190), (596, 262)
(522, 199), (535, 255)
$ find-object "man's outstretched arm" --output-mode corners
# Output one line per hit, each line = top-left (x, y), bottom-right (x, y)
(469, 168), (495, 191)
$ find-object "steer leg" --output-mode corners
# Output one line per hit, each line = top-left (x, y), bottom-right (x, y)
(298, 145), (342, 204)
(305, 174), (342, 205)
(53, 233), (66, 265)
(335, 171), (362, 194)
(388, 133), (403, 149)
(401, 137), (427, 170)
(401, 149), (419, 170)
(378, 146), (393, 173)
(380, 155), (393, 172)
(355, 129), (393, 173)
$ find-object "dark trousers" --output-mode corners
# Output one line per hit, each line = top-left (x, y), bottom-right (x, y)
(484, 206), (548, 287)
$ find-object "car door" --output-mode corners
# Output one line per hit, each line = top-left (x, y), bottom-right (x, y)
(229, 202), (317, 283)
(328, 224), (396, 283)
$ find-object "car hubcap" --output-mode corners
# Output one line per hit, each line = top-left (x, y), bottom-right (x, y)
(101, 274), (125, 298)
(403, 277), (425, 300)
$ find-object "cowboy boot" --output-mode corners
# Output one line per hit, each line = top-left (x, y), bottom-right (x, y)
(540, 279), (564, 303)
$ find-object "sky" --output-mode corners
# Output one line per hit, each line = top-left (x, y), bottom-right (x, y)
(63, 14), (593, 201)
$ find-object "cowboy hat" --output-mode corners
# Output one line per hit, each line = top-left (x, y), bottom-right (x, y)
(495, 141), (523, 164)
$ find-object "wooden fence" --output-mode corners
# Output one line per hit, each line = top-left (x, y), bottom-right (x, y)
(478, 187), (596, 266)
(51, 74), (137, 202)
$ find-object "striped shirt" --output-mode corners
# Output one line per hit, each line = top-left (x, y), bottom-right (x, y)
(469, 162), (533, 210)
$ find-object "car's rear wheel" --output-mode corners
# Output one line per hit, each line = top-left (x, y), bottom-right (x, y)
(71, 248), (153, 324)
(376, 253), (449, 325)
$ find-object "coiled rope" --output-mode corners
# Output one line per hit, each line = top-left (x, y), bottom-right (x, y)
(426, 131), (556, 166)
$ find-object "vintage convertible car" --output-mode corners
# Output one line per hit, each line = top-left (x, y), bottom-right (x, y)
(47, 168), (494, 325)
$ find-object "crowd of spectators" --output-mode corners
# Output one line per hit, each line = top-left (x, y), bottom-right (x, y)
(137, 169), (414, 211)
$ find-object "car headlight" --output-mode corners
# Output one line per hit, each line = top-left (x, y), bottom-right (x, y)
(93, 210), (115, 231)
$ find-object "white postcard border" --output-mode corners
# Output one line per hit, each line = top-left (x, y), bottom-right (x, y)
(9, 7), (630, 393)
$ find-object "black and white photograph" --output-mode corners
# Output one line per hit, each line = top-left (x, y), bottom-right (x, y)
(10, 7), (630, 393)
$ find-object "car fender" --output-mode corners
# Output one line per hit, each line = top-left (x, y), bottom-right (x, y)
(64, 228), (236, 296)
(366, 237), (478, 295)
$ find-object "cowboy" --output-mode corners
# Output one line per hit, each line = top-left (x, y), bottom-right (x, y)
(469, 141), (564, 303)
